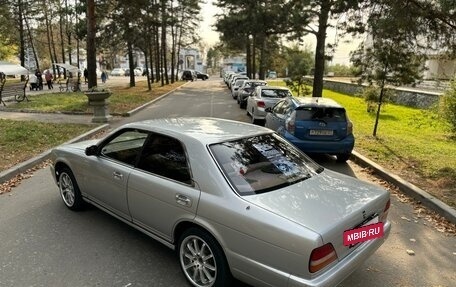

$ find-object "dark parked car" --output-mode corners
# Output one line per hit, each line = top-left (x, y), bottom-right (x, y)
(195, 71), (209, 80)
(181, 70), (196, 81)
(265, 96), (355, 162)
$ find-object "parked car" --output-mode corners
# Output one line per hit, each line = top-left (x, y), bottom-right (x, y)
(195, 71), (209, 80)
(265, 97), (355, 162)
(246, 86), (293, 125)
(110, 68), (124, 76)
(181, 69), (196, 81)
(50, 117), (390, 287)
(230, 78), (248, 99)
(229, 75), (248, 89)
(237, 80), (268, 108)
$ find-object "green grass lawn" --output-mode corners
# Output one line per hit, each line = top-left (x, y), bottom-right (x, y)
(10, 81), (185, 115)
(0, 119), (94, 172)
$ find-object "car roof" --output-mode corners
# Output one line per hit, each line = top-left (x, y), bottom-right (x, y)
(258, 85), (290, 91)
(292, 97), (344, 108)
(122, 117), (272, 145)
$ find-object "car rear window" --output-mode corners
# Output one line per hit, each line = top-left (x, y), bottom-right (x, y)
(209, 133), (322, 195)
(296, 107), (347, 122)
(261, 89), (292, 98)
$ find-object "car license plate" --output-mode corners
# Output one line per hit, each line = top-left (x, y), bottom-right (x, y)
(309, 129), (333, 136)
(343, 216), (383, 246)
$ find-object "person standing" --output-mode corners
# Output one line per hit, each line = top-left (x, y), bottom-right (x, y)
(35, 69), (43, 90)
(44, 70), (53, 90)
(83, 68), (88, 83)
(101, 71), (107, 83)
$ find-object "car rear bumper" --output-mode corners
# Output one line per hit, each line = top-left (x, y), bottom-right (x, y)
(282, 131), (355, 155)
(288, 220), (391, 287)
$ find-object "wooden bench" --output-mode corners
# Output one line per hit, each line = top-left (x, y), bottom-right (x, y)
(0, 78), (29, 106)
(58, 78), (81, 92)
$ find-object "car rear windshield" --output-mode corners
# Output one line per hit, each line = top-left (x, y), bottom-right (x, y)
(296, 107), (347, 122)
(261, 89), (292, 98)
(245, 81), (267, 88)
(209, 133), (323, 195)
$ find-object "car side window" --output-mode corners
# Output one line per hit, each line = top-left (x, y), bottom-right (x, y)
(101, 129), (148, 166)
(137, 134), (192, 184)
(272, 101), (285, 114)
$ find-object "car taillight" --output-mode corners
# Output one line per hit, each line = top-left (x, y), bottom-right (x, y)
(347, 120), (353, 135)
(379, 199), (390, 222)
(309, 243), (338, 273)
(257, 101), (265, 108)
(285, 111), (296, 135)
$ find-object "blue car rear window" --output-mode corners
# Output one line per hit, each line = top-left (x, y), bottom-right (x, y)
(296, 107), (346, 122)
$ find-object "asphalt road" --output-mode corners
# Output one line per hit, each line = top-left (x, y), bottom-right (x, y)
(0, 77), (455, 287)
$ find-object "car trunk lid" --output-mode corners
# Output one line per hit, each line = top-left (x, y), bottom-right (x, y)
(243, 169), (389, 260)
(293, 107), (349, 141)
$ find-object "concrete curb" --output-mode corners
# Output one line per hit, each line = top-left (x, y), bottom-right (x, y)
(351, 150), (456, 225)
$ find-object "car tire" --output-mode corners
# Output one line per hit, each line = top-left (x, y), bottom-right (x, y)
(58, 167), (84, 211)
(336, 153), (351, 163)
(251, 113), (260, 125)
(178, 227), (233, 287)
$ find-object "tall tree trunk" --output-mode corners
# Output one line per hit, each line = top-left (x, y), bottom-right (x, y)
(86, 0), (97, 88)
(312, 0), (330, 98)
(252, 36), (256, 79)
(161, 0), (169, 85)
(18, 0), (25, 81)
(154, 26), (161, 83)
(65, 0), (72, 64)
(49, 8), (60, 76)
(59, 1), (66, 66)
(127, 39), (135, 87)
(44, 5), (55, 73)
(144, 45), (151, 91)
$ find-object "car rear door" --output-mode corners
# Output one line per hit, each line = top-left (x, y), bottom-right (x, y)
(265, 100), (288, 130)
(293, 107), (350, 141)
(127, 133), (201, 241)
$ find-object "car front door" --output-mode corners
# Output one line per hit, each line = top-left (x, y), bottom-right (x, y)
(127, 133), (201, 241)
(84, 129), (148, 219)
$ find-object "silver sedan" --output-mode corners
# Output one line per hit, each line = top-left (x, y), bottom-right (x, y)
(246, 86), (293, 125)
(50, 118), (391, 287)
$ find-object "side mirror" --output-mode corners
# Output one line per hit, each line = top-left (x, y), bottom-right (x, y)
(85, 145), (98, 156)
(265, 107), (272, 113)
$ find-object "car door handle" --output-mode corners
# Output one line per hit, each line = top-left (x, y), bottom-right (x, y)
(175, 194), (192, 207)
(113, 171), (123, 180)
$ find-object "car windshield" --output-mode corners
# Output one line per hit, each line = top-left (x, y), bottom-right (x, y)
(296, 107), (347, 122)
(209, 133), (323, 195)
(261, 89), (292, 98)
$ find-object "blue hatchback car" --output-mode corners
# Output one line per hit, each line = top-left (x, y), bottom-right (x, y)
(265, 97), (354, 162)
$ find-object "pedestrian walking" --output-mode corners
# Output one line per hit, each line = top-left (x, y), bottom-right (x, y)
(44, 70), (53, 90)
(84, 68), (88, 83)
(101, 71), (107, 83)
